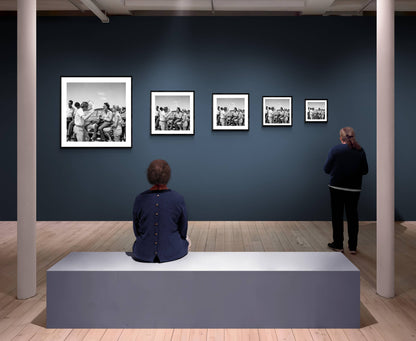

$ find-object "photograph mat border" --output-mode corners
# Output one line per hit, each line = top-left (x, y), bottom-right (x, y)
(262, 96), (293, 127)
(212, 93), (249, 131)
(60, 76), (132, 148)
(150, 91), (195, 135)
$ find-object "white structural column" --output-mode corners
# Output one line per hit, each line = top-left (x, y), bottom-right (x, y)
(376, 0), (395, 298)
(17, 0), (37, 299)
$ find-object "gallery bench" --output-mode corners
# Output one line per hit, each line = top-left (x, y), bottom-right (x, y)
(47, 251), (360, 328)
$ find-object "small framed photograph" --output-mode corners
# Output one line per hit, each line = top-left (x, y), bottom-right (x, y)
(305, 99), (328, 123)
(262, 96), (293, 127)
(151, 91), (194, 135)
(212, 94), (249, 131)
(61, 76), (132, 147)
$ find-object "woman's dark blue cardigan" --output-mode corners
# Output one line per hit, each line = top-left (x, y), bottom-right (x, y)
(132, 189), (188, 263)
(324, 144), (368, 189)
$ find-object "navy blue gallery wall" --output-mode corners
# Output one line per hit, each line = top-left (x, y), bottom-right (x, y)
(1, 16), (415, 220)
(395, 19), (416, 221)
(0, 17), (17, 220)
(36, 16), (377, 221)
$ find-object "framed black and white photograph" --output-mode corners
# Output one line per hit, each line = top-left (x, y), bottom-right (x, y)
(150, 91), (194, 135)
(61, 76), (132, 147)
(212, 93), (249, 131)
(305, 99), (328, 123)
(262, 96), (293, 127)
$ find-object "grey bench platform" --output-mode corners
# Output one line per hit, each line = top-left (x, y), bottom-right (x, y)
(47, 251), (360, 328)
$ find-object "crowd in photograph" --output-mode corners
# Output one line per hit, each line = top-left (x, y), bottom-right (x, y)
(66, 100), (127, 142)
(264, 106), (290, 124)
(216, 106), (245, 126)
(307, 107), (326, 120)
(154, 106), (191, 131)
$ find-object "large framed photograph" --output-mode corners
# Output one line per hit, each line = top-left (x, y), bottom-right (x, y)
(212, 94), (249, 131)
(151, 91), (194, 135)
(262, 96), (292, 127)
(305, 99), (328, 123)
(61, 76), (132, 147)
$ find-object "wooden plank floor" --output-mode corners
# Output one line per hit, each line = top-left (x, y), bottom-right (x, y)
(0, 221), (415, 341)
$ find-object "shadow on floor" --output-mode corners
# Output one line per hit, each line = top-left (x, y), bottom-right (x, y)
(32, 307), (46, 328)
(360, 302), (377, 328)
(31, 303), (377, 330)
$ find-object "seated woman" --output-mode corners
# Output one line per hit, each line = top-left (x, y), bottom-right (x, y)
(132, 159), (189, 263)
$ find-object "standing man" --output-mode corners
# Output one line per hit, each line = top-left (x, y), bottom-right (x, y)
(238, 109), (245, 126)
(66, 100), (76, 141)
(159, 107), (169, 131)
(182, 110), (190, 131)
(219, 107), (226, 126)
(120, 107), (127, 140)
(266, 106), (273, 124)
(111, 108), (123, 142)
(73, 102), (94, 142)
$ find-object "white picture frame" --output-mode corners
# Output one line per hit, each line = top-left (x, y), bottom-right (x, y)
(150, 91), (195, 135)
(61, 76), (132, 147)
(305, 99), (328, 123)
(212, 93), (249, 131)
(262, 96), (293, 127)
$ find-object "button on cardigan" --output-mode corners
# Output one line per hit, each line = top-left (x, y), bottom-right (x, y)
(132, 189), (189, 263)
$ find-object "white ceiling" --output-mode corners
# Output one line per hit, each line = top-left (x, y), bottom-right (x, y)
(1, 0), (416, 16)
